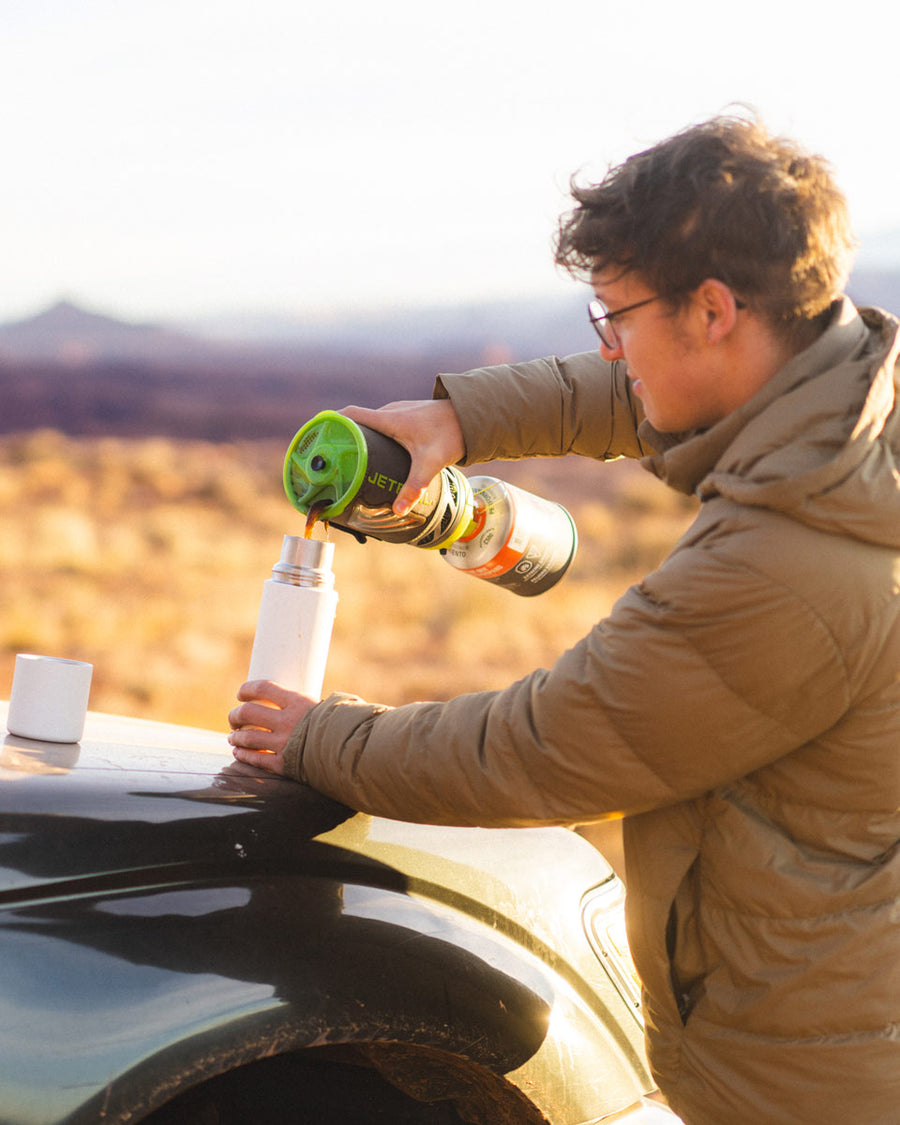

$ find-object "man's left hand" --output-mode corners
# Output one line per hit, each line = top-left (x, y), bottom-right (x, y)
(228, 680), (316, 775)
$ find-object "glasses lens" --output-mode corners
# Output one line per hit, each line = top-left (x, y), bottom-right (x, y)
(587, 299), (615, 348)
(588, 298), (607, 319)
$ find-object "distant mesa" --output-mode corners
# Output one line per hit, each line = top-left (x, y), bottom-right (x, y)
(0, 299), (206, 366)
(0, 292), (601, 369)
(847, 270), (900, 319)
(0, 269), (899, 443)
(0, 297), (574, 441)
(1, 265), (898, 373)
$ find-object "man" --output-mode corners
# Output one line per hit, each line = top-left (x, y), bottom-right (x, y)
(229, 115), (900, 1124)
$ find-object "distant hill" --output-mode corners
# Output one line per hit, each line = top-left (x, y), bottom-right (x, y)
(847, 269), (900, 316)
(0, 341), (474, 443)
(0, 300), (209, 366)
(0, 271), (897, 442)
(0, 297), (593, 442)
(0, 293), (597, 441)
(184, 292), (598, 360)
(0, 293), (596, 366)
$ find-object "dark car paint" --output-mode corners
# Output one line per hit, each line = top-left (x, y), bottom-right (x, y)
(0, 708), (653, 1124)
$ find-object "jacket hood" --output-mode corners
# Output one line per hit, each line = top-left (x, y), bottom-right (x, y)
(641, 297), (900, 549)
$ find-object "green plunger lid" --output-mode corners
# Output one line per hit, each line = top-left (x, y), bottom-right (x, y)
(283, 410), (367, 518)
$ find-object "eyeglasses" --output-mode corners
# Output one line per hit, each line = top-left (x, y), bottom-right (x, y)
(588, 291), (747, 350)
(587, 295), (664, 350)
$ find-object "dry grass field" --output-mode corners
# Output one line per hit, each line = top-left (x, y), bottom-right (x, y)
(0, 430), (698, 734)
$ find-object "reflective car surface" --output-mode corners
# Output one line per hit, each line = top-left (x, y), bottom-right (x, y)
(0, 705), (679, 1124)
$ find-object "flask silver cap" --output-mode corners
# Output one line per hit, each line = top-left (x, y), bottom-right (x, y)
(272, 534), (335, 587)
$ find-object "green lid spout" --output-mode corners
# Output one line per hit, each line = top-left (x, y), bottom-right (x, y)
(283, 411), (367, 518)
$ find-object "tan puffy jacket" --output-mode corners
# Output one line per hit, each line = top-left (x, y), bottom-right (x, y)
(285, 298), (900, 1124)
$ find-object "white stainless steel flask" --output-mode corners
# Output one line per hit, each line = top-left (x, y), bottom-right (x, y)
(247, 535), (338, 698)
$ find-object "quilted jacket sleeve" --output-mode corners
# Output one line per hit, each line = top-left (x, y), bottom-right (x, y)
(282, 532), (851, 827)
(433, 351), (655, 464)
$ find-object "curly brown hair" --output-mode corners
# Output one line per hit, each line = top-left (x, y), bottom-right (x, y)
(554, 113), (855, 332)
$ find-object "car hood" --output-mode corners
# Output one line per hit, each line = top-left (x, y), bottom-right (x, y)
(0, 705), (615, 953)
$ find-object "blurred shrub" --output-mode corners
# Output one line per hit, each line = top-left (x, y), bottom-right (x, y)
(0, 431), (696, 729)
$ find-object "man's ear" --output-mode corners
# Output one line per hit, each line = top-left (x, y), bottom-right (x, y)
(695, 278), (740, 343)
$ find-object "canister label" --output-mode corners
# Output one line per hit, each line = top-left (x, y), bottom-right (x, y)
(443, 477), (577, 596)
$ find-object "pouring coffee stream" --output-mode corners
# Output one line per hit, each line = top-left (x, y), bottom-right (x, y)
(304, 498), (331, 540)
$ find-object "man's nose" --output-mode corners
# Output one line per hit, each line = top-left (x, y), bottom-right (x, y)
(599, 338), (624, 362)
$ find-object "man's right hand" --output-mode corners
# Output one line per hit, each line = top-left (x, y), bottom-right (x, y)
(341, 399), (466, 515)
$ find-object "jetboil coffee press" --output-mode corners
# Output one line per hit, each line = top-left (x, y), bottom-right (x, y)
(283, 410), (577, 597)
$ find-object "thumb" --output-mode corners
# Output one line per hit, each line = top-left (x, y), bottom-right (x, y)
(393, 479), (427, 517)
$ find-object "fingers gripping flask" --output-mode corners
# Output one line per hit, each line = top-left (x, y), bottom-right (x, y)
(247, 535), (338, 698)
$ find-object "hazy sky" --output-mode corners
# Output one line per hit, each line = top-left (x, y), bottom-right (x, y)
(3, 0), (898, 323)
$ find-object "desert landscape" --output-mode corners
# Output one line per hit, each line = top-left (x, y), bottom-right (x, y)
(0, 428), (698, 732)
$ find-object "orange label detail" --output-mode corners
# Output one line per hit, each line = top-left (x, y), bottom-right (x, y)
(467, 540), (522, 578)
